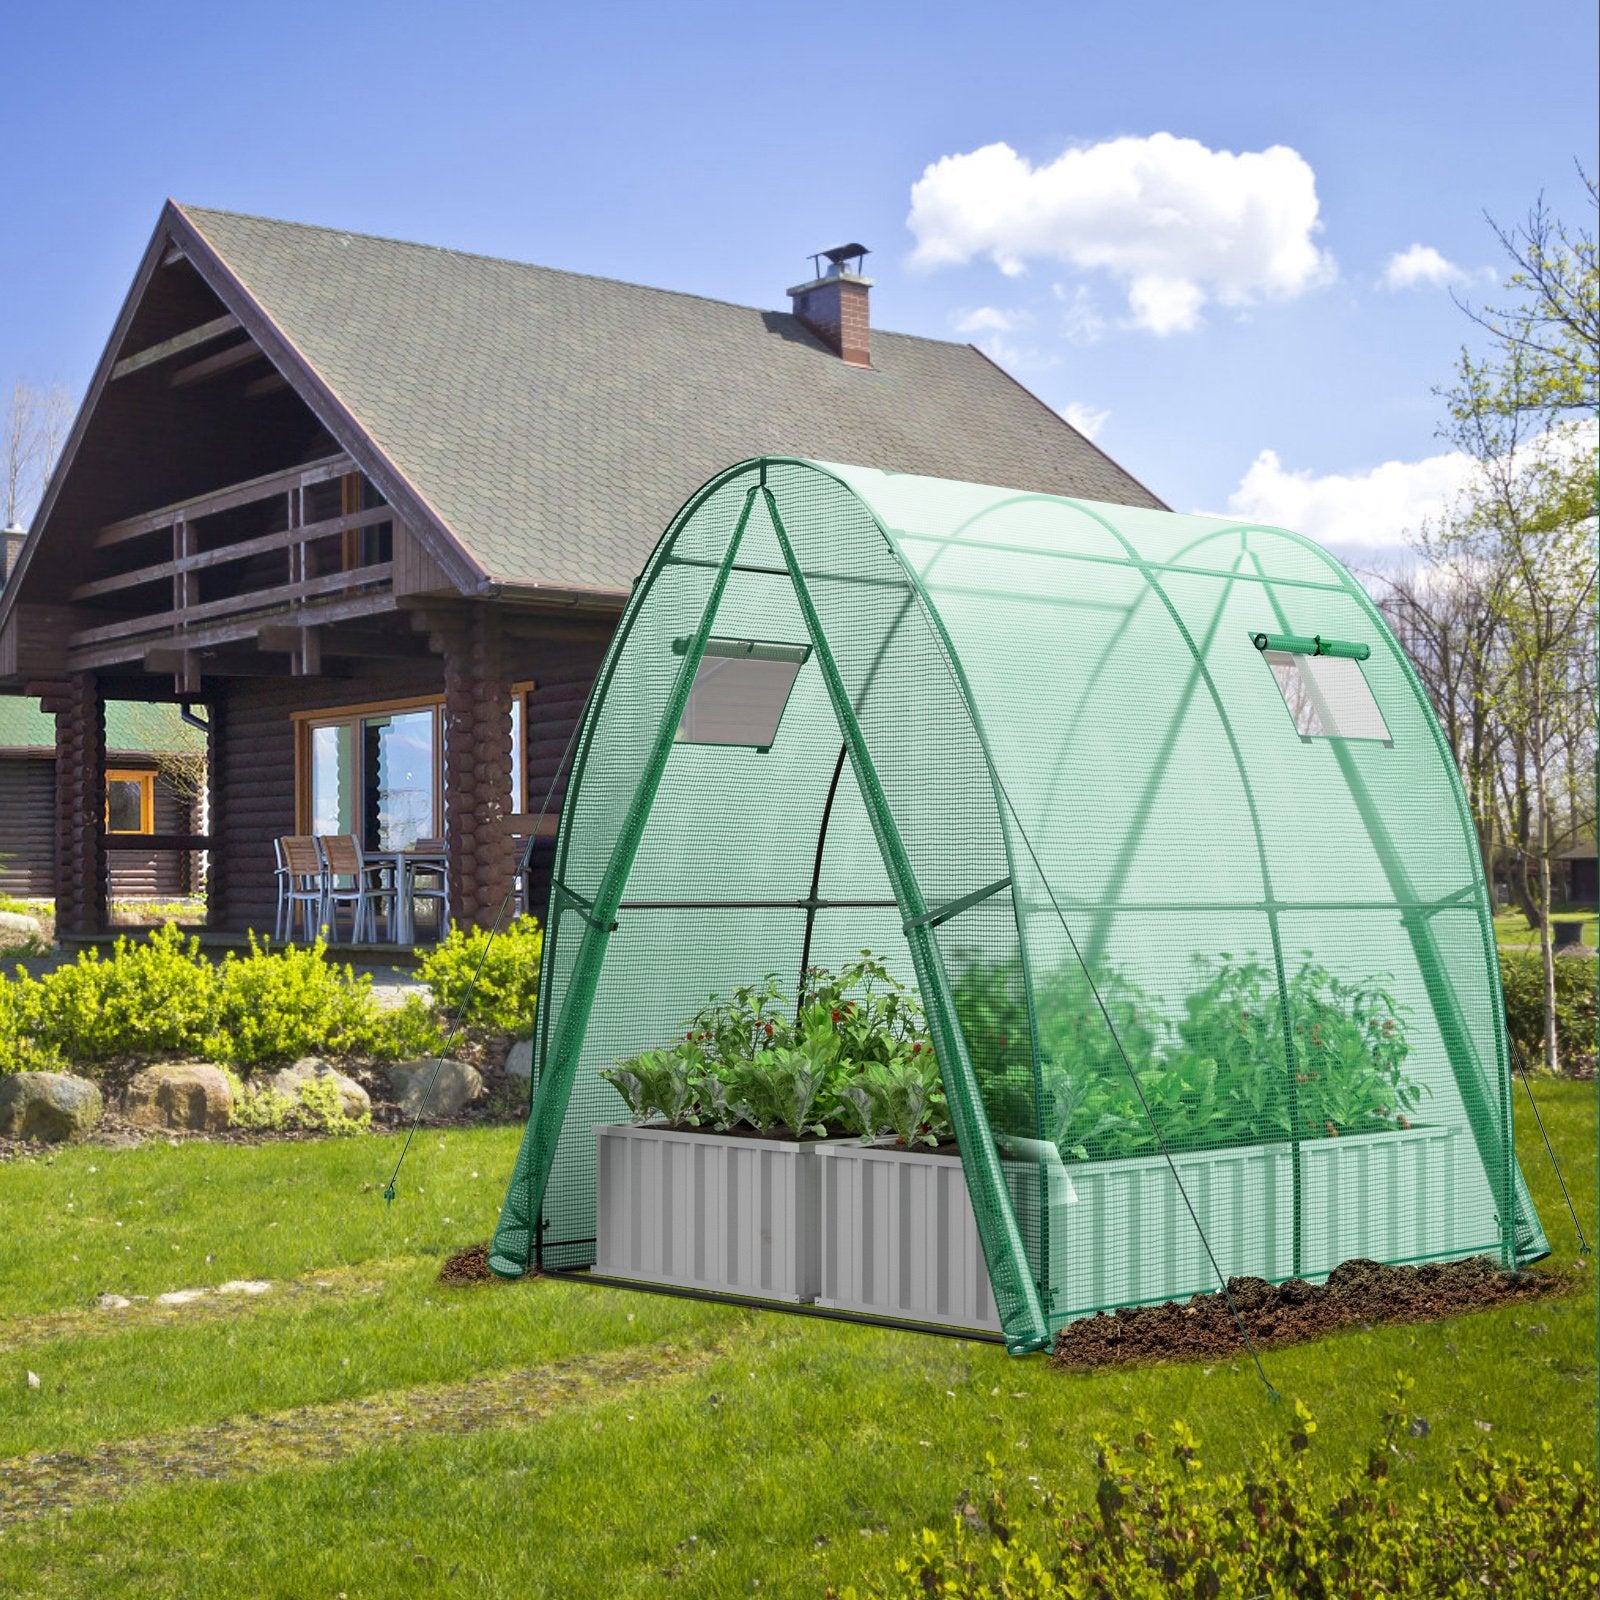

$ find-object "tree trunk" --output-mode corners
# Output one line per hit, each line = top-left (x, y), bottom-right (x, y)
(1537, 847), (1559, 1073)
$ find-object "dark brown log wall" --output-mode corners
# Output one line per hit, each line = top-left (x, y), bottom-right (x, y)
(441, 607), (515, 931)
(0, 758), (197, 900)
(521, 635), (609, 920)
(107, 772), (197, 899)
(0, 758), (56, 895)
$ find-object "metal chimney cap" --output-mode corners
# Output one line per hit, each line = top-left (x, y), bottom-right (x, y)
(810, 243), (869, 278)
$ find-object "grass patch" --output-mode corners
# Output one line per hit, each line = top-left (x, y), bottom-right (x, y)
(1495, 906), (1598, 947)
(0, 1126), (523, 1318)
(0, 1083), (1591, 1597)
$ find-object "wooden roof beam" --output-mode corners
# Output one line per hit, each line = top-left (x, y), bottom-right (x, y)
(111, 313), (240, 380)
(169, 338), (269, 388)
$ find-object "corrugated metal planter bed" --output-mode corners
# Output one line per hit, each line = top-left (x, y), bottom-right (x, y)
(594, 1122), (1474, 1333)
(815, 1125), (1468, 1334)
(593, 1123), (830, 1303)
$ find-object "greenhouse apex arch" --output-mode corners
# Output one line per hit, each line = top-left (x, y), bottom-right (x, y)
(491, 456), (1545, 1352)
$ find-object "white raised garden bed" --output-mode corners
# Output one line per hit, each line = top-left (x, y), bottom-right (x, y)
(596, 1120), (1469, 1334)
(593, 1123), (828, 1302)
(814, 1137), (1076, 1332)
(815, 1124), (1465, 1332)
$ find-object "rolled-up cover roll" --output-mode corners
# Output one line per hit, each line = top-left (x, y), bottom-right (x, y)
(1251, 631), (1370, 661)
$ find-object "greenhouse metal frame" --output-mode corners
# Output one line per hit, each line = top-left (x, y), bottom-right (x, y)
(491, 457), (1546, 1353)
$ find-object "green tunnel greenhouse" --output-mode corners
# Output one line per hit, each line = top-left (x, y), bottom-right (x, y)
(490, 457), (1546, 1354)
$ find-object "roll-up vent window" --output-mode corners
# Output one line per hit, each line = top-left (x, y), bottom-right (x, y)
(1263, 650), (1391, 744)
(675, 638), (811, 751)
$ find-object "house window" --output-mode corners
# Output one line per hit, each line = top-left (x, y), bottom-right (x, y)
(1263, 650), (1391, 744)
(297, 684), (536, 847)
(676, 639), (811, 750)
(106, 769), (155, 834)
(509, 680), (535, 815)
(298, 698), (443, 850)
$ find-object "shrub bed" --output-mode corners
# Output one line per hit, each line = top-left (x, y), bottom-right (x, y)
(414, 914), (543, 1036)
(1499, 948), (1596, 1072)
(840, 1378), (1597, 1598)
(0, 926), (440, 1076)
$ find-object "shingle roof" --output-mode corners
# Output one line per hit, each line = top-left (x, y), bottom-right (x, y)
(0, 699), (204, 756)
(178, 206), (1164, 594)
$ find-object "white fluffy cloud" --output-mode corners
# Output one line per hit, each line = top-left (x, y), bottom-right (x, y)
(1060, 402), (1109, 441)
(907, 132), (1334, 334)
(1223, 447), (1476, 553)
(951, 306), (1022, 335)
(1382, 244), (1464, 290)
(1225, 421), (1599, 559)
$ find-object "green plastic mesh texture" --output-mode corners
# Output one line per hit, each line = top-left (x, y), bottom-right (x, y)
(491, 459), (1547, 1347)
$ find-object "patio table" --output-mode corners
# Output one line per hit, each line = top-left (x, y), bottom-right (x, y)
(364, 848), (448, 944)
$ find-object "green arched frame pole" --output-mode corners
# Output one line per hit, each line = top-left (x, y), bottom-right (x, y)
(760, 484), (1050, 1353)
(489, 483), (760, 1275)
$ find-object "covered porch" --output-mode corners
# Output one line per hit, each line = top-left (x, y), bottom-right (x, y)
(9, 454), (603, 945)
(0, 214), (617, 945)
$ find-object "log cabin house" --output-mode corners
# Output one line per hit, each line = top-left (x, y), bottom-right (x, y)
(0, 695), (202, 901)
(0, 204), (1163, 943)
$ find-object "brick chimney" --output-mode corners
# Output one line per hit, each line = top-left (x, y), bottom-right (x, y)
(788, 244), (873, 367)
(2, 523), (24, 589)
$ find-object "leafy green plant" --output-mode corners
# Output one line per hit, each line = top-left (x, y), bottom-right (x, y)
(0, 927), (440, 1077)
(0, 976), (59, 1074)
(417, 915), (543, 1037)
(16, 924), (217, 1063)
(719, 1035), (837, 1138)
(605, 954), (937, 1140)
(836, 1046), (950, 1147)
(842, 1376), (1598, 1599)
(600, 1040), (707, 1126)
(958, 947), (1425, 1163)
(207, 937), (390, 1067)
(224, 1067), (371, 1136)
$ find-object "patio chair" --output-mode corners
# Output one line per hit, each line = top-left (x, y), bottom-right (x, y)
(272, 836), (291, 942)
(279, 836), (328, 942)
(318, 834), (396, 943)
(408, 837), (450, 940)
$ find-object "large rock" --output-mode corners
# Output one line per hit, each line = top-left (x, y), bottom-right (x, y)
(0, 910), (43, 937)
(270, 1057), (371, 1120)
(504, 1038), (534, 1079)
(123, 1062), (234, 1132)
(0, 1072), (104, 1141)
(384, 1057), (484, 1119)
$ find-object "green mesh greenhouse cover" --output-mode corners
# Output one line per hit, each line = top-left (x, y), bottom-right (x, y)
(491, 458), (1546, 1353)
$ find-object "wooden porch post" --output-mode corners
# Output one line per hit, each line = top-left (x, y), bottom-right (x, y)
(203, 697), (227, 931)
(46, 674), (108, 937)
(441, 606), (515, 930)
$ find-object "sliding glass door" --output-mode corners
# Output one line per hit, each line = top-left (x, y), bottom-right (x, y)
(303, 702), (441, 851)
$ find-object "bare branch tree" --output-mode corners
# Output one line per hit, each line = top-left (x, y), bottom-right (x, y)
(1446, 165), (1599, 419)
(2, 379), (73, 527)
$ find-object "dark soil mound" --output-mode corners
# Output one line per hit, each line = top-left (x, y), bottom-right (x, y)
(1053, 1256), (1563, 1369)
(438, 1243), (494, 1285)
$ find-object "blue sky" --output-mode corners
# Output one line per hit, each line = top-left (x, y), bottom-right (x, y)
(3, 0), (1594, 563)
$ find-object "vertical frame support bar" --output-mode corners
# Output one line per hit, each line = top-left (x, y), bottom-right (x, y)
(493, 486), (761, 1257)
(761, 485), (1050, 1353)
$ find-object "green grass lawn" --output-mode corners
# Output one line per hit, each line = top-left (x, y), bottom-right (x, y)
(0, 1088), (1594, 1599)
(1495, 905), (1599, 948)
